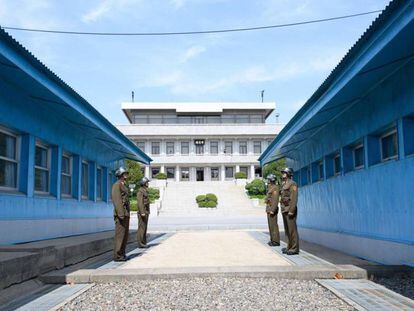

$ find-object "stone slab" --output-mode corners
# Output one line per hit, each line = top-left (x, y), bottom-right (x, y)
(0, 252), (40, 289)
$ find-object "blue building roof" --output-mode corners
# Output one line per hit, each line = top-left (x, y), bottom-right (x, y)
(260, 0), (414, 165)
(0, 27), (152, 165)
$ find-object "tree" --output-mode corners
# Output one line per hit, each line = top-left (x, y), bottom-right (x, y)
(125, 159), (143, 196)
(262, 158), (286, 184)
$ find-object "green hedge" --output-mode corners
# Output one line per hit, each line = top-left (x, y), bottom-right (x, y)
(196, 193), (218, 208)
(245, 178), (266, 196)
(155, 172), (167, 180)
(235, 172), (247, 179)
(129, 187), (160, 211)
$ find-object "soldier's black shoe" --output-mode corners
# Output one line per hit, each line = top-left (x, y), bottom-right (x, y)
(138, 244), (149, 249)
(286, 250), (299, 256)
(268, 241), (280, 246)
(114, 257), (127, 262)
(282, 247), (288, 254)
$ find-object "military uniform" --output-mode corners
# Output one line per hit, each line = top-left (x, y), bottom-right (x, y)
(266, 183), (280, 244)
(137, 186), (150, 247)
(280, 179), (299, 253)
(112, 180), (130, 260)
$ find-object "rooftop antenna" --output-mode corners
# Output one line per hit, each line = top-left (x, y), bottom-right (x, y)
(275, 112), (280, 124)
(260, 90), (265, 103)
(131, 91), (135, 102)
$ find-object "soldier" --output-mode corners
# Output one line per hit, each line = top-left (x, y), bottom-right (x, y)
(265, 174), (280, 246)
(137, 177), (150, 248)
(280, 167), (300, 255)
(112, 166), (130, 262)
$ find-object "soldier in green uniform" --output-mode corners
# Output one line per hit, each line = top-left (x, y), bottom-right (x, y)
(137, 177), (150, 248)
(280, 167), (300, 255)
(265, 174), (280, 246)
(112, 167), (130, 261)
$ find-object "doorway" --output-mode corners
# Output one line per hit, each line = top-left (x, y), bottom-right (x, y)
(196, 168), (204, 181)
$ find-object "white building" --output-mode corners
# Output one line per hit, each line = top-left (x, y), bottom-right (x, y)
(117, 102), (282, 182)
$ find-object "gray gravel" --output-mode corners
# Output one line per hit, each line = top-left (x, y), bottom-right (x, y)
(62, 277), (354, 311)
(373, 274), (414, 301)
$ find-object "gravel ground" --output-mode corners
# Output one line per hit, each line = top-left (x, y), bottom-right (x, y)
(373, 274), (414, 301)
(62, 277), (354, 311)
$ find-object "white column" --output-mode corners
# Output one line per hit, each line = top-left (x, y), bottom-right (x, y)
(145, 166), (150, 178)
(221, 164), (226, 181)
(205, 167), (210, 181)
(250, 165), (255, 180)
(236, 165), (240, 173)
(160, 165), (165, 173)
(175, 165), (180, 182)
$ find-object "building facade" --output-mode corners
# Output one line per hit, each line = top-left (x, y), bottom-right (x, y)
(260, 0), (414, 266)
(118, 102), (282, 182)
(0, 28), (151, 244)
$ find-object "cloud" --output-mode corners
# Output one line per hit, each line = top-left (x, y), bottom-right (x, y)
(82, 0), (142, 23)
(180, 45), (206, 63)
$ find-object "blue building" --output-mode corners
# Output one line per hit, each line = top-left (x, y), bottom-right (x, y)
(0, 28), (151, 244)
(260, 0), (414, 266)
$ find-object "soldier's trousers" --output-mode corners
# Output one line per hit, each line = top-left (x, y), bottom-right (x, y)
(267, 212), (280, 243)
(137, 214), (149, 247)
(282, 212), (299, 253)
(114, 216), (130, 260)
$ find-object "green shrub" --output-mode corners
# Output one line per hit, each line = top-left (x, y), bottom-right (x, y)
(198, 201), (207, 207)
(205, 193), (217, 202)
(205, 200), (217, 208)
(196, 195), (206, 203)
(245, 178), (266, 196)
(235, 172), (247, 179)
(148, 187), (160, 203)
(155, 172), (167, 180)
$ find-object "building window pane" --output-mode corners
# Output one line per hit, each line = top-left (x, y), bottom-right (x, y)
(225, 167), (234, 178)
(136, 141), (145, 153)
(253, 141), (262, 154)
(353, 145), (364, 169)
(61, 154), (72, 196)
(224, 141), (233, 154)
(211, 167), (219, 180)
(181, 167), (189, 181)
(207, 116), (221, 124)
(151, 167), (160, 178)
(210, 141), (218, 155)
(181, 142), (189, 155)
(166, 142), (175, 155)
(35, 145), (49, 193)
(163, 115), (177, 124)
(196, 145), (204, 155)
(318, 161), (324, 181)
(334, 154), (341, 175)
(235, 115), (249, 123)
(381, 130), (398, 161)
(97, 167), (103, 200)
(148, 115), (163, 124)
(222, 115), (234, 124)
(240, 166), (248, 176)
(250, 115), (263, 123)
(178, 116), (191, 124)
(133, 115), (147, 124)
(151, 142), (160, 155)
(0, 131), (17, 189)
(166, 167), (175, 179)
(81, 162), (88, 198)
(239, 141), (247, 154)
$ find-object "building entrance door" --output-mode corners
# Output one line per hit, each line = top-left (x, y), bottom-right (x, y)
(196, 168), (204, 181)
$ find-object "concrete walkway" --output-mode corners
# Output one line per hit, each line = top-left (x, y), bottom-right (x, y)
(121, 231), (291, 269)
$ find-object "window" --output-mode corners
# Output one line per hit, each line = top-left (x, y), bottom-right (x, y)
(0, 130), (18, 189)
(225, 167), (234, 179)
(151, 142), (160, 155)
(181, 167), (189, 181)
(136, 141), (146, 153)
(81, 162), (89, 199)
(240, 166), (248, 177)
(151, 167), (160, 178)
(166, 167), (175, 179)
(181, 141), (189, 155)
(97, 167), (103, 200)
(211, 167), (219, 180)
(166, 142), (175, 155)
(108, 172), (113, 201)
(222, 115), (235, 124)
(333, 154), (341, 176)
(163, 115), (177, 124)
(235, 115), (249, 123)
(224, 141), (233, 154)
(196, 144), (204, 155)
(253, 141), (262, 154)
(35, 144), (49, 193)
(61, 154), (72, 196)
(210, 141), (218, 155)
(381, 130), (398, 162)
(178, 116), (191, 124)
(353, 144), (364, 169)
(250, 115), (263, 123)
(133, 115), (148, 124)
(148, 115), (162, 124)
(239, 141), (247, 155)
(207, 116), (221, 124)
(318, 161), (324, 181)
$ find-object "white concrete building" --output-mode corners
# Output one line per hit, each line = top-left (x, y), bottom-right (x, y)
(117, 102), (283, 182)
